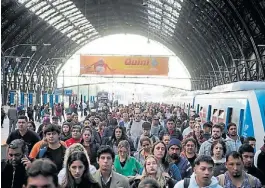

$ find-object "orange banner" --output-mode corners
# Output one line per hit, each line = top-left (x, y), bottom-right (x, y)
(80, 55), (169, 76)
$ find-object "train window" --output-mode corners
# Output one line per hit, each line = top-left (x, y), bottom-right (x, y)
(218, 110), (225, 123)
(213, 109), (218, 115)
(212, 109), (219, 124)
(218, 110), (225, 118)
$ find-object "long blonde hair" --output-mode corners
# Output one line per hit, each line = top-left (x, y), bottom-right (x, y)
(118, 140), (131, 157)
(142, 155), (167, 187)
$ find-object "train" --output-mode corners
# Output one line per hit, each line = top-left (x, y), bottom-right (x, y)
(174, 81), (265, 150)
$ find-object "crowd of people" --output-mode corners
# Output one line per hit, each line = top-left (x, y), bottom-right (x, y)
(2, 102), (265, 188)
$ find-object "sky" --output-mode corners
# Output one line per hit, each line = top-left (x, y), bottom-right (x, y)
(57, 34), (191, 102)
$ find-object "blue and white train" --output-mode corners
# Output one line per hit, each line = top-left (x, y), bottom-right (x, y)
(175, 81), (265, 150)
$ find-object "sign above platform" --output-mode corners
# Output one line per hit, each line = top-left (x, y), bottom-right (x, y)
(80, 55), (169, 76)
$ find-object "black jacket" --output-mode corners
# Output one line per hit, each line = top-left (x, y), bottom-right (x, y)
(81, 141), (100, 169)
(1, 159), (27, 188)
(247, 166), (265, 185)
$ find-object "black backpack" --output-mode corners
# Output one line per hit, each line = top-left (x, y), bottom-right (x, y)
(184, 178), (190, 188)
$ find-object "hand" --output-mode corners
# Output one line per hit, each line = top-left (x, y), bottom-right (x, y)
(21, 156), (31, 169)
(162, 172), (171, 178)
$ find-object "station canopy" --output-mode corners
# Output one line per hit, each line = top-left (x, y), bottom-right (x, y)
(2, 0), (265, 90)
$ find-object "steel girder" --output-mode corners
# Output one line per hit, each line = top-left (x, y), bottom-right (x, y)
(72, 0), (231, 85)
(2, 0), (265, 95)
(74, 1), (225, 85)
(73, 0), (213, 77)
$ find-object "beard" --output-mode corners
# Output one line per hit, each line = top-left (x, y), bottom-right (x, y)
(170, 153), (179, 160)
(9, 159), (21, 166)
(212, 135), (221, 140)
(232, 173), (241, 178)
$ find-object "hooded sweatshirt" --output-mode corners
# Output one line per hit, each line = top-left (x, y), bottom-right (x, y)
(174, 173), (223, 188)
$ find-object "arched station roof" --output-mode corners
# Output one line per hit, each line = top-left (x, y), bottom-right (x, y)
(1, 0), (265, 99)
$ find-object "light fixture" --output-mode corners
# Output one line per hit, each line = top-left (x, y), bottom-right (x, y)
(31, 45), (37, 52)
(142, 0), (148, 6)
(15, 57), (21, 63)
(43, 43), (51, 46)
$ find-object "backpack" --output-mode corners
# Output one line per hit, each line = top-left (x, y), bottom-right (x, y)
(183, 178), (190, 188)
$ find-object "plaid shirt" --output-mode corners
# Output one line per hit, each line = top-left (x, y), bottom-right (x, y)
(219, 171), (262, 188)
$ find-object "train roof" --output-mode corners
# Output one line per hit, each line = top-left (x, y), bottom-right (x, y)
(211, 81), (265, 93)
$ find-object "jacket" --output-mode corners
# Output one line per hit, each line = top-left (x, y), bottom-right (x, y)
(254, 145), (265, 176)
(114, 155), (143, 176)
(93, 170), (130, 188)
(82, 141), (100, 168)
(29, 140), (67, 159)
(172, 156), (193, 179)
(1, 159), (27, 188)
(174, 173), (223, 188)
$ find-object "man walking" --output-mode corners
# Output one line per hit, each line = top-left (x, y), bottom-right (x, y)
(7, 104), (18, 133)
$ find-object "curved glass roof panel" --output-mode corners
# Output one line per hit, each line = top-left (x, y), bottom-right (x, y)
(17, 0), (98, 44)
(147, 0), (183, 37)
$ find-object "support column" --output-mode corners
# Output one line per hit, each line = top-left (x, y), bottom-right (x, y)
(9, 91), (15, 105)
(28, 92), (33, 105)
(43, 93), (48, 105)
(20, 92), (25, 106)
(55, 95), (59, 103)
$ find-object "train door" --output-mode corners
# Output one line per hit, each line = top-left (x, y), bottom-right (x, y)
(225, 108), (233, 130)
(207, 105), (212, 122)
(238, 109), (245, 136)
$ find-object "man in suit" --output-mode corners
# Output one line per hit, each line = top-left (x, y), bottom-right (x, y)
(93, 145), (130, 188)
(7, 104), (18, 133)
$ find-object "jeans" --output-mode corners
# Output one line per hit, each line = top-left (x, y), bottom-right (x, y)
(9, 119), (17, 133)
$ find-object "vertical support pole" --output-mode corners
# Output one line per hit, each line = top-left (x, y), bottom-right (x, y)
(43, 93), (48, 104)
(20, 92), (24, 106)
(55, 95), (59, 103)
(10, 91), (15, 105)
(49, 94), (54, 109)
(29, 93), (33, 105)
